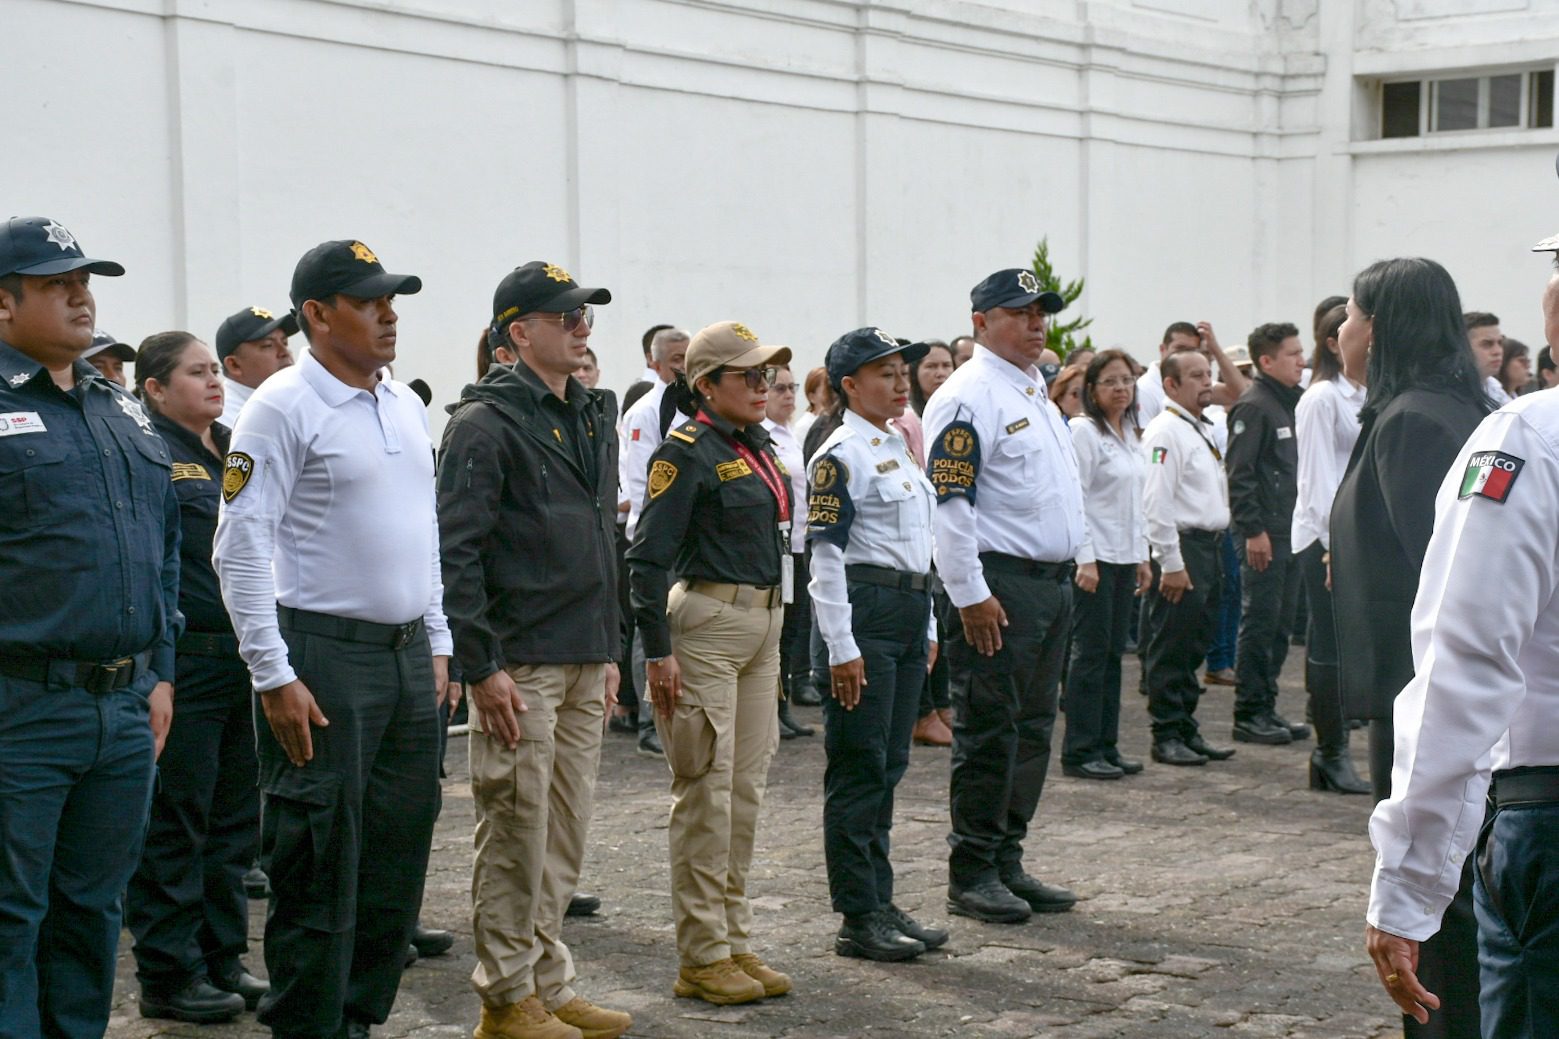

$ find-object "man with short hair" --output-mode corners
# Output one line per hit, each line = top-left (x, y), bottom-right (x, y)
(949, 334), (976, 367)
(1136, 321), (1248, 426)
(1539, 345), (1558, 389)
(215, 305), (297, 427)
(1225, 323), (1312, 746)
(214, 239), (451, 1039)
(82, 328), (135, 386)
(1466, 311), (1507, 404)
(0, 216), (180, 1039)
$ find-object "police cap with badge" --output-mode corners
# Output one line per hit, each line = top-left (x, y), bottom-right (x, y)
(84, 330), (135, 363)
(824, 327), (929, 390)
(215, 306), (298, 361)
(969, 268), (1066, 314)
(0, 216), (126, 281)
(487, 261), (611, 351)
(685, 321), (792, 388)
(290, 239), (422, 310)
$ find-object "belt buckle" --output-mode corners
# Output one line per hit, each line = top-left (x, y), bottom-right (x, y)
(85, 657), (132, 694)
(392, 622), (418, 650)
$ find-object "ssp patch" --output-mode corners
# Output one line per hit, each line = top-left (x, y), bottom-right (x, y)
(648, 459), (679, 499)
(1458, 450), (1523, 503)
(927, 420), (980, 505)
(221, 452), (255, 503)
(1150, 447), (1168, 465)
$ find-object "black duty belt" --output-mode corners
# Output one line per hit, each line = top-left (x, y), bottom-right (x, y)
(177, 631), (240, 658)
(978, 552), (1075, 582)
(277, 606), (424, 650)
(1179, 529), (1223, 543)
(845, 564), (931, 593)
(1490, 766), (1559, 808)
(0, 650), (152, 693)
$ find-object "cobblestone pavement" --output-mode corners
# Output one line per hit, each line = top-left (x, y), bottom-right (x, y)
(109, 654), (1402, 1038)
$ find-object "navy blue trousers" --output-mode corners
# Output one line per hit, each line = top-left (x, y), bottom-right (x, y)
(1475, 797), (1559, 1037)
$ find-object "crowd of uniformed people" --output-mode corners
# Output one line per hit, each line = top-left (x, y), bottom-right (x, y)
(1, 209), (1557, 1039)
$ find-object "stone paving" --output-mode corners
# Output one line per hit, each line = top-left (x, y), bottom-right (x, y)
(108, 654), (1403, 1038)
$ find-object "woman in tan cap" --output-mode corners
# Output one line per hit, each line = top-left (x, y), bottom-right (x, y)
(625, 321), (796, 1007)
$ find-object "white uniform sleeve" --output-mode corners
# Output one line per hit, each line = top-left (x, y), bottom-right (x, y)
(420, 435), (453, 657)
(1367, 411), (1559, 940)
(807, 540), (860, 666)
(1142, 425), (1185, 573)
(1071, 422), (1099, 566)
(213, 397), (302, 692)
(620, 405), (657, 538)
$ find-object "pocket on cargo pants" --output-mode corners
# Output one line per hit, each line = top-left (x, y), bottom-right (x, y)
(665, 703), (717, 780)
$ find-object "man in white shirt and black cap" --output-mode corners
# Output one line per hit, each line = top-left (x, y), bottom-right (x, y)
(215, 305), (296, 428)
(214, 239), (451, 1039)
(82, 329), (135, 386)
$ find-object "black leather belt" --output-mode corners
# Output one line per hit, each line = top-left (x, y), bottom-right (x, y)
(277, 606), (423, 650)
(845, 564), (931, 592)
(1490, 766), (1559, 808)
(978, 552), (1075, 582)
(0, 650), (152, 693)
(1179, 528), (1223, 543)
(177, 631), (239, 658)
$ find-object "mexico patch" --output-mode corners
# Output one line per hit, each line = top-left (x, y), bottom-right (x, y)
(221, 452), (254, 502)
(1150, 447), (1167, 465)
(1459, 450), (1523, 503)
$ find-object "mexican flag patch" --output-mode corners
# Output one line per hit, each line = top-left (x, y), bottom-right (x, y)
(1458, 450), (1524, 503)
(1150, 447), (1167, 465)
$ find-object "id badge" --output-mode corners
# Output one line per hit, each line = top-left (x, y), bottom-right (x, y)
(780, 525), (795, 604)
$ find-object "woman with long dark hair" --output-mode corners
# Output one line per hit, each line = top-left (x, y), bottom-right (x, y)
(908, 341), (954, 416)
(1498, 337), (1531, 400)
(1331, 257), (1488, 1039)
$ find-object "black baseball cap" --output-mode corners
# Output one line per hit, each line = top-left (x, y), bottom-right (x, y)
(216, 305), (299, 360)
(289, 240), (421, 309)
(825, 327), (930, 388)
(491, 261), (611, 331)
(970, 268), (1065, 314)
(0, 217), (124, 279)
(83, 330), (135, 362)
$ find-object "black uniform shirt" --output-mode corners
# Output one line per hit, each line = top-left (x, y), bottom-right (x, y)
(151, 411), (232, 635)
(0, 339), (182, 680)
(627, 408), (790, 658)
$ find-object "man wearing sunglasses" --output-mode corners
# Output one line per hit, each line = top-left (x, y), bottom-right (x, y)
(436, 261), (630, 1039)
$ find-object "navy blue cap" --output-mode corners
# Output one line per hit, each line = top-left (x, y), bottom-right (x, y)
(290, 239), (421, 309)
(84, 330), (135, 362)
(216, 305), (299, 360)
(970, 268), (1064, 314)
(825, 327), (930, 387)
(0, 217), (125, 279)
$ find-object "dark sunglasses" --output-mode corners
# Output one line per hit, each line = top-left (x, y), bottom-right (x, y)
(520, 304), (594, 334)
(718, 366), (778, 390)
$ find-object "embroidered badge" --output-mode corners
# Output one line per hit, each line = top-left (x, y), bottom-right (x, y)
(222, 452), (255, 503)
(716, 458), (753, 482)
(1459, 450), (1523, 503)
(928, 421), (980, 504)
(872, 328), (897, 347)
(941, 426), (975, 459)
(1232, 419), (1246, 436)
(731, 323), (759, 342)
(631, 428), (641, 442)
(171, 462), (212, 482)
(648, 459), (678, 498)
(1005, 417), (1031, 435)
(811, 456), (841, 492)
(1151, 447), (1168, 465)
(42, 220), (77, 251)
(542, 263), (572, 283)
(0, 411), (46, 436)
(250, 306), (275, 320)
(876, 458), (900, 474)
(349, 242), (378, 264)
(115, 394), (157, 435)
(807, 454), (850, 537)
(8, 373), (29, 387)
(1017, 270), (1040, 294)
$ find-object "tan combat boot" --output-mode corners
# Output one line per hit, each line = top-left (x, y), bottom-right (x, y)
(673, 957), (766, 1005)
(473, 996), (582, 1039)
(732, 952), (792, 997)
(550, 997), (631, 1039)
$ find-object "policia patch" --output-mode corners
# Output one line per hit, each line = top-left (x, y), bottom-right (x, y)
(806, 455), (853, 547)
(648, 459), (679, 499)
(222, 452), (255, 503)
(927, 420), (980, 504)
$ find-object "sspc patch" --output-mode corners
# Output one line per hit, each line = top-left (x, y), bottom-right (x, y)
(1459, 450), (1523, 503)
(806, 454), (852, 547)
(928, 420), (980, 505)
(1150, 447), (1168, 465)
(222, 452), (255, 503)
(648, 459), (678, 499)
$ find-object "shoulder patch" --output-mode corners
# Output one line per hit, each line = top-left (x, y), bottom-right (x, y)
(927, 420), (981, 505)
(806, 454), (853, 548)
(648, 459), (679, 498)
(1150, 447), (1168, 465)
(811, 455), (845, 492)
(1458, 450), (1523, 503)
(222, 452), (255, 503)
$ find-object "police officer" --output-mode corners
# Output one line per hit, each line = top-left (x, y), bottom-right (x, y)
(0, 216), (179, 1039)
(627, 321), (794, 1006)
(1140, 351), (1238, 767)
(124, 331), (264, 1023)
(437, 261), (630, 1039)
(214, 239), (452, 1039)
(215, 304), (296, 428)
(1365, 246), (1559, 1036)
(82, 328), (135, 386)
(922, 268), (1086, 924)
(806, 328), (945, 961)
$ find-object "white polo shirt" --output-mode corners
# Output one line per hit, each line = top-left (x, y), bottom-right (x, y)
(619, 379), (687, 538)
(218, 378), (254, 429)
(213, 348), (452, 692)
(1141, 403), (1230, 573)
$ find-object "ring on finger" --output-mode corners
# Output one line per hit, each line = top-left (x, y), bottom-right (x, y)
(1385, 973), (1400, 986)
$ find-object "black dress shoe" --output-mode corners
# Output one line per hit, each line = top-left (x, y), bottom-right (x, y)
(567, 892), (602, 917)
(1001, 872), (1077, 914)
(411, 924), (454, 957)
(1232, 716), (1292, 744)
(1269, 710), (1312, 741)
(243, 864), (271, 900)
(835, 912), (926, 961)
(947, 879), (1031, 923)
(140, 979), (246, 1023)
(793, 684), (823, 706)
(403, 945), (418, 970)
(777, 699), (814, 738)
(607, 712), (637, 735)
(210, 960), (269, 1010)
(345, 1021), (370, 1039)
(1184, 734), (1236, 761)
(883, 904), (949, 949)
(637, 730), (664, 758)
(1062, 760), (1124, 780)
(1104, 751), (1144, 774)
(1152, 738), (1209, 766)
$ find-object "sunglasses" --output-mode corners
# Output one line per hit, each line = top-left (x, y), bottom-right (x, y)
(718, 366), (778, 390)
(520, 304), (594, 334)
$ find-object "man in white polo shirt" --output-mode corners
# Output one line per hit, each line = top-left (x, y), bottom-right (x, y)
(215, 305), (297, 428)
(214, 239), (451, 1039)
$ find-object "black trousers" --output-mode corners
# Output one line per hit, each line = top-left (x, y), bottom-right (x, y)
(821, 582), (931, 917)
(614, 521), (639, 715)
(126, 649), (259, 991)
(943, 558), (1072, 887)
(918, 587), (952, 716)
(1233, 533), (1300, 723)
(1145, 532), (1222, 743)
(1475, 795), (1559, 1037)
(1062, 561), (1136, 767)
(255, 620), (440, 1039)
(779, 552), (813, 700)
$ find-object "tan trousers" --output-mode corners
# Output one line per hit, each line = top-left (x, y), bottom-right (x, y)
(469, 663), (606, 1010)
(656, 584), (782, 967)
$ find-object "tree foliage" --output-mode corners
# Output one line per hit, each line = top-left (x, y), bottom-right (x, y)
(1030, 237), (1093, 359)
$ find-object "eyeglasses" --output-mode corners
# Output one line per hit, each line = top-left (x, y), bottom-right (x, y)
(1096, 377), (1135, 389)
(718, 366), (778, 390)
(771, 381), (798, 393)
(520, 305), (594, 333)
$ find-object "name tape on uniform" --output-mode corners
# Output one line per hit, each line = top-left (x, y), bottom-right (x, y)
(716, 458), (752, 482)
(172, 462), (212, 482)
(0, 411), (46, 436)
(1458, 450), (1523, 504)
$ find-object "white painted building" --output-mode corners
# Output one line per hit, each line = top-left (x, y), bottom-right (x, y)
(8, 0), (1559, 421)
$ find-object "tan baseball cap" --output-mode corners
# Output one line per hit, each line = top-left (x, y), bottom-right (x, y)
(685, 320), (792, 387)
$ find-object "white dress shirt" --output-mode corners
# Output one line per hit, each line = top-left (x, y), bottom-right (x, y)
(638, 364), (659, 385)
(807, 409), (936, 664)
(1367, 391), (1559, 940)
(1486, 374), (1513, 407)
(1291, 375), (1364, 551)
(1136, 361), (1167, 426)
(213, 349), (452, 692)
(619, 380), (686, 538)
(219, 378), (254, 429)
(923, 344), (1085, 608)
(1071, 416), (1147, 566)
(793, 409), (819, 444)
(761, 417), (808, 548)
(1141, 403), (1230, 573)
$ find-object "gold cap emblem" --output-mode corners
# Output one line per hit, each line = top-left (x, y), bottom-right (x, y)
(731, 323), (759, 342)
(350, 242), (378, 264)
(249, 306), (274, 320)
(542, 263), (573, 283)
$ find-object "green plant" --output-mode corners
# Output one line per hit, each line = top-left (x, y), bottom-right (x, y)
(1030, 237), (1093, 359)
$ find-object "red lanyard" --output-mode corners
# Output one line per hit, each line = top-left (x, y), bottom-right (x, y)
(698, 411), (791, 523)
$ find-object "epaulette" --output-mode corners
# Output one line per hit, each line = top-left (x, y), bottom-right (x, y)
(666, 422), (703, 445)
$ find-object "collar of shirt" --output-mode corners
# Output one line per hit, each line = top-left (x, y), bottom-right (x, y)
(0, 337), (103, 391)
(150, 409), (229, 465)
(639, 365), (662, 386)
(839, 407), (910, 455)
(511, 356), (590, 414)
(297, 348), (402, 408)
(1337, 375), (1365, 403)
(1164, 402), (1214, 427)
(698, 406), (770, 452)
(760, 416), (799, 450)
(971, 342), (1046, 396)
